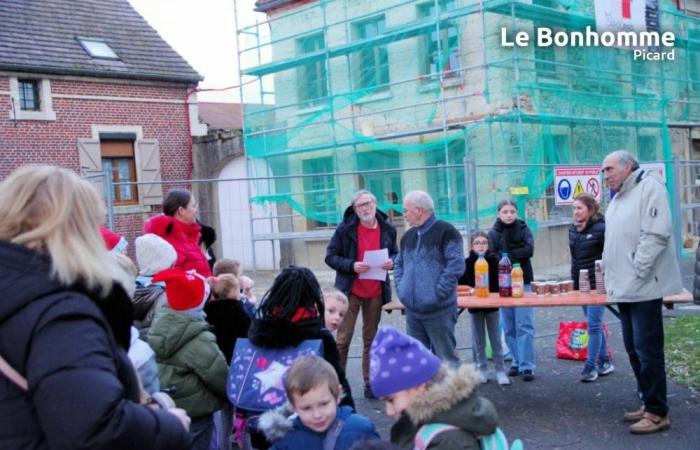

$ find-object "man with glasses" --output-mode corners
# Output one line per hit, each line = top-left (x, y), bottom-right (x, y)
(394, 190), (465, 364)
(325, 190), (398, 399)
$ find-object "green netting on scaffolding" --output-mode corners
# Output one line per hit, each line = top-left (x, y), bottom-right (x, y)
(236, 0), (699, 230)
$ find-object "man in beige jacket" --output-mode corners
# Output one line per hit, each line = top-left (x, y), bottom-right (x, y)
(602, 150), (682, 435)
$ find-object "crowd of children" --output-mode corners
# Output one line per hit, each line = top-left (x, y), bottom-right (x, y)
(90, 193), (538, 450)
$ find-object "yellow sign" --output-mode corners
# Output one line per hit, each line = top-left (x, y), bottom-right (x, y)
(573, 180), (584, 198)
(510, 186), (529, 195)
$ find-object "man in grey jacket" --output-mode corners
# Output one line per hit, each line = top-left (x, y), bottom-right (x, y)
(601, 150), (682, 435)
(394, 190), (465, 364)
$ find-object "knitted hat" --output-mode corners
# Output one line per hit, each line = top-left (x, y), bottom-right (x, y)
(135, 234), (177, 276)
(100, 226), (128, 254)
(152, 269), (210, 312)
(369, 326), (441, 398)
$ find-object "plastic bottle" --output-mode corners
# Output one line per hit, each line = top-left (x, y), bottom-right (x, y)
(511, 263), (524, 298)
(475, 253), (490, 298)
(498, 252), (512, 297)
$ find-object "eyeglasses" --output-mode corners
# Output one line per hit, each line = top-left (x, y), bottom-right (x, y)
(355, 201), (375, 210)
(472, 240), (489, 245)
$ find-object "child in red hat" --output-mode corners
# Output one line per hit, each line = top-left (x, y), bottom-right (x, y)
(147, 269), (229, 450)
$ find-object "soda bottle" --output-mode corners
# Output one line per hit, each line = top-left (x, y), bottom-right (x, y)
(498, 252), (512, 297)
(475, 253), (490, 298)
(511, 263), (524, 298)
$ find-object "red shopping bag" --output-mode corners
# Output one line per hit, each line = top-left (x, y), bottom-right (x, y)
(556, 321), (612, 361)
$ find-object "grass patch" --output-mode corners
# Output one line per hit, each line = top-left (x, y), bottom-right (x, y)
(665, 314), (700, 393)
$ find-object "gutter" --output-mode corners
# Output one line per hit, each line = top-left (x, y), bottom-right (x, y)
(0, 63), (202, 84)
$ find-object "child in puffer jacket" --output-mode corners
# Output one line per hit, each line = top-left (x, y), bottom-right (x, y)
(259, 356), (379, 450)
(370, 327), (498, 450)
(133, 234), (177, 337)
(147, 269), (229, 450)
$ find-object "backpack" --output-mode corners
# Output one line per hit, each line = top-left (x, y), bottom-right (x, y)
(227, 338), (323, 413)
(414, 423), (524, 450)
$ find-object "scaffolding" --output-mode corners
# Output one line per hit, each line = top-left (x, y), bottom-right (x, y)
(233, 0), (700, 240)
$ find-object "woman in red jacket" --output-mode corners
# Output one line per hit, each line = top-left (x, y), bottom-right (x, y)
(144, 189), (212, 277)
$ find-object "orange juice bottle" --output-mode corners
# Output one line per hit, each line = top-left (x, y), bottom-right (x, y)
(475, 253), (490, 298)
(511, 263), (524, 298)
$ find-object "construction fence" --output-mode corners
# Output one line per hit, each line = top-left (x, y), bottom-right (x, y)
(97, 158), (699, 287)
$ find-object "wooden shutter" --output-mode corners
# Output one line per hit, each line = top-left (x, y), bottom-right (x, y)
(135, 139), (163, 206)
(77, 138), (105, 197)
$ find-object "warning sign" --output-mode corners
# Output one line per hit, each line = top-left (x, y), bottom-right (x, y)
(554, 166), (602, 205)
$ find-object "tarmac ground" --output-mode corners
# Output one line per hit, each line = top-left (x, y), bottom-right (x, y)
(249, 270), (700, 450)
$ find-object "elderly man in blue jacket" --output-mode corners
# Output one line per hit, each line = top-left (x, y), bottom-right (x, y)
(394, 190), (465, 364)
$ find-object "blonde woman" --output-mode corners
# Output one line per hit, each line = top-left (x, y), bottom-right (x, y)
(0, 166), (191, 450)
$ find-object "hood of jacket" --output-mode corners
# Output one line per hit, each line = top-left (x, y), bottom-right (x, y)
(144, 214), (202, 241)
(248, 316), (324, 348)
(258, 402), (296, 443)
(406, 364), (497, 435)
(147, 308), (210, 359)
(492, 218), (527, 233)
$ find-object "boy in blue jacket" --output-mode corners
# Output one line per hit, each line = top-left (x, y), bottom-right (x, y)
(260, 355), (379, 450)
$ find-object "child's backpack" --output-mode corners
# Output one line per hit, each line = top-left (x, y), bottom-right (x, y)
(227, 338), (323, 413)
(414, 423), (523, 450)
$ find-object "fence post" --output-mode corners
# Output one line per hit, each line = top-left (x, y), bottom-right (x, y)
(464, 156), (472, 243)
(103, 168), (115, 230)
(672, 156), (682, 261)
(469, 158), (479, 232)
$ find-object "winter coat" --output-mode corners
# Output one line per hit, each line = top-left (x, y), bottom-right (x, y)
(488, 219), (534, 284)
(204, 298), (252, 363)
(144, 214), (212, 277)
(260, 404), (379, 450)
(147, 307), (229, 419)
(394, 214), (465, 319)
(603, 168), (683, 302)
(0, 240), (191, 450)
(132, 276), (166, 337)
(695, 245), (700, 305)
(325, 205), (398, 304)
(569, 217), (605, 290)
(248, 316), (355, 411)
(390, 364), (498, 450)
(459, 250), (499, 313)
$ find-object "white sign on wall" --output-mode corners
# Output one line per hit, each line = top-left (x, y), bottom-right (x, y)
(594, 0), (647, 34)
(640, 162), (666, 183)
(554, 166), (603, 205)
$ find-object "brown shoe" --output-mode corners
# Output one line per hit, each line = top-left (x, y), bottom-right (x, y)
(629, 413), (670, 434)
(623, 405), (645, 422)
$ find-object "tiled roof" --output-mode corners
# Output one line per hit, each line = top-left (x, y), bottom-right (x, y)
(254, 0), (307, 12)
(198, 102), (242, 130)
(0, 0), (202, 83)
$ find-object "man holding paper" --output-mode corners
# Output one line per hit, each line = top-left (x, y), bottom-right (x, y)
(325, 190), (398, 399)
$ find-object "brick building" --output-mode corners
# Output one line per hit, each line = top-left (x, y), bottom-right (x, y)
(0, 0), (206, 242)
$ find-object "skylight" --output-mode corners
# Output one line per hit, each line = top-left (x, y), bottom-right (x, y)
(77, 38), (119, 60)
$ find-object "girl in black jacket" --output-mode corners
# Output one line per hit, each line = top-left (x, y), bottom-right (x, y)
(488, 200), (537, 382)
(205, 274), (252, 363)
(569, 193), (614, 382)
(459, 231), (510, 385)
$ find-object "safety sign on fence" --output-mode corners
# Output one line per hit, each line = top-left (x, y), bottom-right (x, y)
(554, 166), (602, 205)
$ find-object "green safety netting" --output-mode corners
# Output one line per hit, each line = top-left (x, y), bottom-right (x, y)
(236, 0), (698, 231)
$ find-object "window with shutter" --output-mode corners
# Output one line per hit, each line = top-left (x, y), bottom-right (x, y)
(135, 140), (164, 206)
(101, 140), (138, 205)
(78, 138), (106, 198)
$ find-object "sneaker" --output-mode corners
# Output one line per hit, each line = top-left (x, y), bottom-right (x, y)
(598, 361), (615, 376)
(580, 366), (598, 383)
(522, 370), (535, 382)
(623, 405), (645, 422)
(629, 413), (670, 434)
(496, 371), (511, 385)
(364, 384), (376, 400)
(507, 366), (520, 377)
(479, 370), (488, 384)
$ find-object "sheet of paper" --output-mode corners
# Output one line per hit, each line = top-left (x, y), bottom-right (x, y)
(359, 248), (389, 281)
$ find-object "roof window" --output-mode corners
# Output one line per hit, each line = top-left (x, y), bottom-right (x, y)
(77, 38), (120, 60)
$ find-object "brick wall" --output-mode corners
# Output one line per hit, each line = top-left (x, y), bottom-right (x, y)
(0, 75), (195, 251)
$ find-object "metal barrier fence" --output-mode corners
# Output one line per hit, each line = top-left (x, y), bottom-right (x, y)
(97, 158), (697, 283)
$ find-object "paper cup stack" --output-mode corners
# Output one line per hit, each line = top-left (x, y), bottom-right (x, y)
(578, 269), (590, 294)
(594, 260), (606, 294)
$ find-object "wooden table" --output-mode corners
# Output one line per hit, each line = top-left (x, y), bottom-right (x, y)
(383, 289), (693, 315)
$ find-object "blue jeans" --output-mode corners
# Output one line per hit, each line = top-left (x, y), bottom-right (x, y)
(618, 299), (668, 417)
(501, 306), (535, 372)
(582, 305), (610, 370)
(406, 308), (459, 364)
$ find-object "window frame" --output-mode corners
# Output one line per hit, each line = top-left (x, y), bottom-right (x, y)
(8, 77), (56, 121)
(297, 32), (328, 106)
(100, 140), (139, 205)
(418, 0), (460, 79)
(353, 15), (390, 90)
